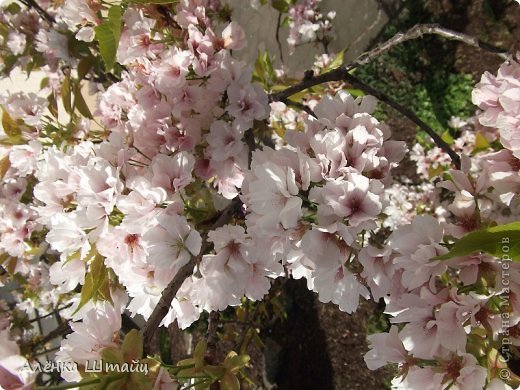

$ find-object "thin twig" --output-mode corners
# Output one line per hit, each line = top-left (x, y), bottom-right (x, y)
(270, 23), (509, 102)
(142, 197), (243, 355)
(142, 241), (208, 355)
(29, 304), (72, 323)
(348, 23), (509, 71)
(275, 12), (285, 65)
(281, 98), (317, 118)
(19, 0), (55, 24)
(244, 129), (256, 169)
(23, 322), (71, 353)
(344, 73), (461, 169)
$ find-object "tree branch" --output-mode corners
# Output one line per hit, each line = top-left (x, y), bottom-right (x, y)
(346, 23), (509, 71)
(142, 197), (243, 355)
(270, 23), (509, 102)
(19, 0), (55, 24)
(275, 12), (284, 65)
(280, 98), (317, 118)
(244, 129), (256, 169)
(205, 311), (219, 364)
(344, 73), (461, 169)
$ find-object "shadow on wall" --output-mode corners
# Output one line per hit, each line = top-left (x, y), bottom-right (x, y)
(261, 279), (334, 390)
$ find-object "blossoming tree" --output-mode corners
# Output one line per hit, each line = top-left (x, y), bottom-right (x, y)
(0, 0), (519, 389)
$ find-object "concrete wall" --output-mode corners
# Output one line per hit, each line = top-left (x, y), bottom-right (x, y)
(228, 0), (400, 74)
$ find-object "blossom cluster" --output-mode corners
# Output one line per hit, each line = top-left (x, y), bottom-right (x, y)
(473, 55), (520, 159)
(0, 0), (518, 389)
(363, 63), (520, 389)
(286, 0), (336, 54)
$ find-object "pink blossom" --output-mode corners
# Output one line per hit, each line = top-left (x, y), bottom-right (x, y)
(0, 330), (35, 390)
(149, 152), (195, 194)
(473, 57), (520, 158)
(206, 120), (244, 161)
(143, 213), (202, 271)
(1, 92), (47, 127)
(391, 366), (444, 390)
(222, 21), (246, 50)
(244, 160), (303, 230)
(311, 173), (383, 227)
(364, 326), (408, 370)
(226, 82), (269, 131)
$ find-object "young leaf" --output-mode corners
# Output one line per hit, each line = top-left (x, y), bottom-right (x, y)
(1, 109), (20, 138)
(323, 47), (347, 72)
(441, 130), (454, 145)
(73, 81), (93, 119)
(193, 339), (207, 370)
(122, 329), (143, 362)
(108, 5), (122, 43)
(434, 221), (520, 262)
(77, 56), (94, 80)
(72, 254), (110, 315)
(129, 0), (178, 3)
(473, 131), (490, 153)
(61, 76), (72, 114)
(101, 346), (125, 365)
(0, 156), (10, 180)
(95, 5), (122, 72)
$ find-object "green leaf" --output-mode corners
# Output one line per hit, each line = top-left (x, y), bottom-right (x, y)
(346, 88), (365, 98)
(47, 94), (59, 119)
(73, 81), (93, 119)
(95, 5), (122, 72)
(128, 0), (178, 4)
(271, 0), (291, 13)
(433, 221), (520, 262)
(0, 156), (10, 180)
(101, 346), (125, 365)
(122, 329), (143, 362)
(1, 108), (20, 138)
(61, 76), (72, 114)
(175, 367), (209, 379)
(473, 131), (490, 153)
(203, 365), (225, 380)
(5, 2), (21, 14)
(77, 57), (94, 80)
(441, 130), (454, 145)
(227, 354), (250, 371)
(323, 47), (347, 72)
(253, 51), (276, 88)
(193, 339), (207, 370)
(108, 5), (122, 43)
(72, 254), (110, 315)
(220, 372), (240, 390)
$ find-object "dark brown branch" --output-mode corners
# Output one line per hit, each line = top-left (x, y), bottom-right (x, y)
(205, 311), (219, 365)
(281, 98), (317, 118)
(205, 311), (220, 390)
(142, 241), (208, 355)
(142, 197), (243, 355)
(269, 66), (348, 103)
(22, 322), (71, 353)
(19, 0), (55, 24)
(29, 304), (72, 323)
(347, 23), (509, 71)
(344, 73), (461, 169)
(275, 12), (284, 64)
(244, 129), (256, 169)
(270, 23), (509, 102)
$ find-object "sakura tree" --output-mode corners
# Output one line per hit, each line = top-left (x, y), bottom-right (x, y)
(0, 0), (519, 389)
